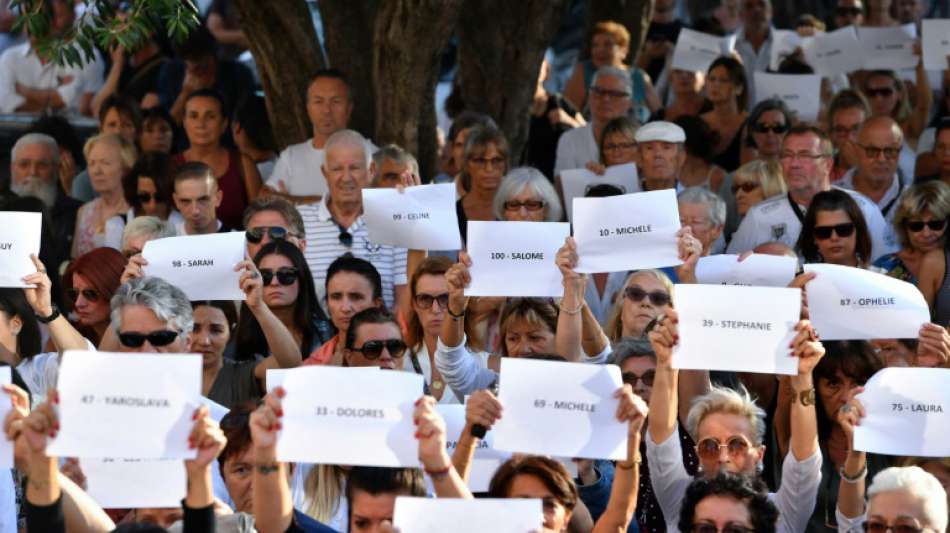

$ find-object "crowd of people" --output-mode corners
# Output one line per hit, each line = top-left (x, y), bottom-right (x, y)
(0, 0), (949, 532)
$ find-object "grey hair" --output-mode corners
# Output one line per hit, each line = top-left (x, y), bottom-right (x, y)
(591, 66), (633, 98)
(121, 216), (176, 252)
(11, 133), (60, 167)
(492, 167), (564, 222)
(111, 277), (194, 335)
(685, 385), (767, 445)
(678, 186), (727, 227)
(868, 467), (948, 533)
(324, 129), (368, 163)
(371, 144), (419, 184)
(609, 337), (657, 366)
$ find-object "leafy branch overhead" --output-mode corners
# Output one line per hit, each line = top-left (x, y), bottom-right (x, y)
(10, 0), (199, 67)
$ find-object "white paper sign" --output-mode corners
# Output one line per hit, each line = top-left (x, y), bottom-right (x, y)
(142, 231), (245, 300)
(696, 254), (798, 287)
(394, 496), (542, 533)
(560, 163), (641, 222)
(465, 221), (569, 297)
(804, 264), (929, 340)
(922, 19), (950, 71)
(494, 358), (626, 460)
(436, 404), (510, 493)
(674, 284), (801, 375)
(362, 184), (462, 250)
(770, 29), (805, 71)
(858, 24), (919, 70)
(671, 28), (736, 73)
(854, 368), (950, 457)
(0, 212), (41, 288)
(754, 72), (822, 123)
(0, 368), (11, 469)
(48, 351), (201, 459)
(267, 366), (423, 467)
(803, 25), (863, 76)
(573, 190), (682, 273)
(82, 457), (185, 508)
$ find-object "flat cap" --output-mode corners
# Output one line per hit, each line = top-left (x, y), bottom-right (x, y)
(634, 121), (686, 143)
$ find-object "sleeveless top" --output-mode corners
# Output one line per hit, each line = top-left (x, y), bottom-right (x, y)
(712, 123), (744, 173)
(935, 248), (950, 328)
(581, 60), (650, 125)
(174, 150), (248, 230)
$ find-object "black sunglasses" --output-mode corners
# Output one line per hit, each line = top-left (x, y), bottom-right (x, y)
(905, 219), (948, 233)
(118, 329), (180, 348)
(136, 192), (161, 204)
(752, 123), (788, 134)
(814, 222), (855, 240)
(414, 293), (449, 309)
(66, 288), (101, 303)
(622, 370), (656, 387)
(731, 182), (760, 194)
(350, 339), (407, 360)
(245, 226), (292, 244)
(865, 87), (895, 99)
(624, 286), (671, 306)
(260, 267), (299, 286)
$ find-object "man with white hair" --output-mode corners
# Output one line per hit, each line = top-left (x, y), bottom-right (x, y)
(636, 120), (686, 192)
(298, 129), (408, 314)
(371, 144), (420, 188)
(678, 187), (726, 255)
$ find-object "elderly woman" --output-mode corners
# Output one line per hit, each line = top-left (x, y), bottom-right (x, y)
(493, 167), (564, 223)
(72, 133), (135, 257)
(604, 270), (673, 342)
(700, 56), (749, 173)
(119, 216), (176, 258)
(873, 181), (950, 283)
(678, 187), (726, 256)
(456, 125), (510, 243)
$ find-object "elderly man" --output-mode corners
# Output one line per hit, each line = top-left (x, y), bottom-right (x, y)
(679, 187), (726, 255)
(262, 69), (376, 204)
(172, 162), (228, 236)
(298, 129), (408, 314)
(635, 121), (685, 191)
(727, 125), (894, 262)
(371, 144), (420, 188)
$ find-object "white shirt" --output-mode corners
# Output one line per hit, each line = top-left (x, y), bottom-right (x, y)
(0, 42), (86, 112)
(726, 186), (897, 263)
(402, 343), (466, 404)
(734, 26), (775, 109)
(836, 168), (910, 228)
(291, 464), (349, 533)
(554, 124), (598, 178)
(267, 138), (377, 198)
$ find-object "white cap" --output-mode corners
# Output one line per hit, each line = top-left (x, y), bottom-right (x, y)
(634, 121), (686, 143)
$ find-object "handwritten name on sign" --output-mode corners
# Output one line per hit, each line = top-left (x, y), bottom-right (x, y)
(465, 221), (569, 297)
(142, 231), (245, 301)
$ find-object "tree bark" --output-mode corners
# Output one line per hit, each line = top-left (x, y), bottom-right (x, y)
(372, 0), (462, 182)
(585, 0), (655, 64)
(320, 1), (379, 140)
(457, 0), (571, 166)
(232, 0), (325, 150)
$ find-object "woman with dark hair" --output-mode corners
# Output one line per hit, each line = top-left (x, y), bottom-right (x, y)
(595, 116), (639, 171)
(62, 247), (127, 345)
(191, 299), (250, 407)
(652, 68), (710, 122)
(674, 115), (727, 192)
(440, 111), (497, 195)
(232, 94), (278, 186)
(796, 189), (873, 267)
(342, 308), (407, 370)
(677, 473), (780, 533)
(456, 125), (510, 243)
(123, 151), (177, 221)
(862, 69), (931, 146)
(139, 106), (176, 154)
(700, 56), (749, 173)
(743, 98), (792, 164)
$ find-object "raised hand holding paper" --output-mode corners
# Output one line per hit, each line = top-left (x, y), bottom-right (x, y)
(671, 28), (736, 73)
(858, 24), (918, 70)
(921, 19), (950, 70)
(494, 358), (626, 460)
(574, 189), (682, 273)
(695, 254), (798, 287)
(804, 264), (929, 340)
(560, 163), (640, 222)
(754, 73), (821, 123)
(362, 183), (462, 250)
(465, 221), (570, 297)
(854, 368), (950, 457)
(48, 351), (201, 459)
(0, 211), (41, 288)
(436, 404), (510, 492)
(394, 497), (542, 533)
(769, 29), (804, 70)
(674, 285), (801, 375)
(267, 366), (423, 467)
(802, 25), (863, 76)
(142, 231), (245, 300)
(81, 458), (185, 508)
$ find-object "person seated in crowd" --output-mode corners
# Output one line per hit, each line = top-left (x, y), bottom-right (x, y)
(827, 90), (871, 183)
(700, 56), (749, 173)
(634, 121), (686, 191)
(873, 181), (950, 283)
(124, 151), (177, 222)
(72, 133), (136, 257)
(493, 167), (564, 223)
(741, 99), (791, 167)
(264, 69), (376, 205)
(140, 106), (177, 154)
(120, 215), (176, 258)
(678, 473), (780, 533)
(438, 112), (497, 192)
(371, 145), (420, 189)
(172, 161), (229, 235)
(837, 117), (910, 226)
(70, 95), (143, 202)
(727, 159), (787, 240)
(297, 129), (408, 314)
(243, 195), (308, 261)
(653, 68), (709, 123)
(862, 69), (930, 150)
(590, 116), (639, 177)
(918, 118), (950, 185)
(63, 247), (126, 346)
(342, 308), (406, 370)
(797, 189), (873, 267)
(233, 94), (278, 189)
(678, 187), (726, 256)
(456, 125), (510, 243)
(343, 466), (426, 533)
(674, 116), (727, 192)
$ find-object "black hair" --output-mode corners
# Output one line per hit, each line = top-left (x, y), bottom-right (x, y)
(344, 307), (399, 351)
(345, 466), (425, 525)
(124, 151), (175, 215)
(174, 24), (217, 61)
(191, 300), (239, 333)
(813, 340), (883, 440)
(447, 111), (497, 144)
(0, 289), (41, 360)
(233, 94), (276, 153)
(678, 473), (779, 533)
(173, 161), (214, 186)
(708, 56), (749, 110)
(140, 106), (177, 150)
(309, 68), (351, 92)
(796, 189), (872, 264)
(325, 255), (383, 302)
(98, 94), (142, 134)
(184, 88), (229, 121)
(746, 99), (793, 149)
(675, 115), (719, 163)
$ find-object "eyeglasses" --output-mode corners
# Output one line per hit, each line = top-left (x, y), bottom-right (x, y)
(732, 182), (761, 194)
(695, 435), (753, 462)
(752, 123), (788, 134)
(906, 219), (947, 232)
(862, 522), (925, 533)
(137, 192), (160, 204)
(350, 339), (407, 360)
(414, 292), (449, 309)
(865, 87), (895, 99)
(835, 6), (863, 16)
(604, 142), (637, 151)
(624, 286), (671, 306)
(590, 86), (631, 100)
(814, 222), (855, 239)
(622, 370), (655, 387)
(260, 267), (299, 286)
(118, 329), (181, 348)
(469, 157), (506, 169)
(504, 200), (546, 211)
(66, 288), (101, 303)
(780, 151), (828, 162)
(246, 226), (294, 244)
(691, 524), (755, 533)
(832, 124), (862, 136)
(858, 144), (901, 160)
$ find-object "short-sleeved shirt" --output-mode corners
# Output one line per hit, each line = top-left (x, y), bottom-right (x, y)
(0, 42), (85, 113)
(267, 138), (377, 198)
(554, 124), (598, 178)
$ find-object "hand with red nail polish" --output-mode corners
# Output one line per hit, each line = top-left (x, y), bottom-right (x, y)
(249, 390), (285, 453)
(413, 396), (452, 473)
(185, 405), (227, 474)
(647, 309), (678, 370)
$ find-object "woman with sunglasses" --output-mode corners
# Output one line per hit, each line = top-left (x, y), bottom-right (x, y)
(678, 473), (779, 533)
(342, 308), (408, 369)
(872, 182), (950, 284)
(604, 270), (673, 342)
(797, 189), (873, 268)
(456, 125), (510, 243)
(731, 160), (786, 222)
(862, 69), (931, 149)
(122, 151), (181, 225)
(62, 247), (127, 346)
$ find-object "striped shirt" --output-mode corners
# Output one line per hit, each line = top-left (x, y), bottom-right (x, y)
(299, 196), (407, 313)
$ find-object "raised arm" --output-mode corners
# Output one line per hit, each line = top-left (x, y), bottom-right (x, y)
(451, 389), (503, 482)
(415, 396), (474, 499)
(250, 387), (294, 533)
(441, 253), (472, 349)
(647, 311), (679, 444)
(184, 405), (226, 510)
(836, 386), (868, 524)
(23, 255), (87, 352)
(788, 319), (823, 461)
(240, 260), (303, 384)
(555, 237), (587, 361)
(592, 385), (647, 533)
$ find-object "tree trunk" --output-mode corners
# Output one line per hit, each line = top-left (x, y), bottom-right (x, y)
(320, 1), (379, 140)
(585, 0), (655, 64)
(457, 0), (571, 166)
(372, 0), (462, 182)
(232, 0), (325, 150)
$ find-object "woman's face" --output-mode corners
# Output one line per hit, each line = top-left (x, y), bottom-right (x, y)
(813, 209), (858, 265)
(349, 488), (398, 533)
(904, 209), (948, 253)
(504, 317), (556, 357)
(705, 66), (738, 105)
(733, 175), (765, 217)
(690, 495), (755, 533)
(590, 32), (628, 68)
(140, 118), (174, 154)
(751, 109), (788, 158)
(137, 176), (169, 218)
(865, 75), (900, 118)
(413, 274), (448, 339)
(620, 355), (656, 404)
(466, 143), (506, 194)
(503, 185), (548, 222)
(327, 272), (379, 335)
(817, 369), (861, 420)
(183, 96), (227, 148)
(346, 321), (404, 370)
(671, 69), (704, 96)
(191, 305), (230, 368)
(602, 131), (638, 167)
(87, 142), (126, 194)
(71, 273), (110, 327)
(222, 447), (254, 513)
(621, 273), (671, 338)
(696, 411), (763, 477)
(866, 490), (932, 533)
(508, 474), (572, 533)
(259, 254), (300, 310)
(101, 108), (137, 144)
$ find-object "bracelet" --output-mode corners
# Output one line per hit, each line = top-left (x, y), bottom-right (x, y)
(839, 463), (867, 484)
(447, 306), (466, 320)
(34, 304), (60, 324)
(616, 455), (642, 470)
(255, 463), (280, 475)
(424, 465), (452, 478)
(558, 300), (583, 316)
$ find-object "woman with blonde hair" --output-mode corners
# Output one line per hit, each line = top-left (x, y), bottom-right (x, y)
(605, 270), (674, 342)
(72, 133), (136, 257)
(874, 181), (950, 283)
(731, 159), (787, 221)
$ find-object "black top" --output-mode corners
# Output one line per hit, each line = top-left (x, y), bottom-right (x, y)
(712, 122), (745, 173)
(456, 199), (469, 245)
(524, 93), (578, 180)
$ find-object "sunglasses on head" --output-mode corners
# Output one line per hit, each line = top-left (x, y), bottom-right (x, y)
(66, 288), (101, 303)
(622, 370), (655, 387)
(905, 219), (947, 233)
(260, 267), (299, 286)
(118, 329), (180, 348)
(245, 226), (292, 244)
(624, 286), (671, 306)
(414, 292), (449, 309)
(731, 182), (761, 194)
(865, 87), (895, 99)
(350, 339), (407, 360)
(862, 523), (924, 533)
(814, 222), (855, 240)
(695, 435), (753, 462)
(752, 123), (788, 134)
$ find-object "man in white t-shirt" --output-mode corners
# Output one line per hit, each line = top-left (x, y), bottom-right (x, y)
(263, 69), (376, 205)
(727, 125), (895, 262)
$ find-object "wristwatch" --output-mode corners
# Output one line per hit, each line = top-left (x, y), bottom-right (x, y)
(797, 388), (816, 407)
(35, 304), (60, 324)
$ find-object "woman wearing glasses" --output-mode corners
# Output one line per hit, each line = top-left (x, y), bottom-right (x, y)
(730, 160), (786, 223)
(872, 182), (950, 284)
(604, 270), (674, 342)
(678, 474), (779, 533)
(797, 189), (873, 268)
(862, 69), (931, 149)
(456, 125), (510, 243)
(493, 167), (564, 223)
(62, 247), (127, 346)
(122, 152), (176, 220)
(342, 308), (407, 369)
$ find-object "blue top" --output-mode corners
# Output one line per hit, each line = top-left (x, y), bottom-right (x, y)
(289, 508), (339, 533)
(872, 252), (916, 284)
